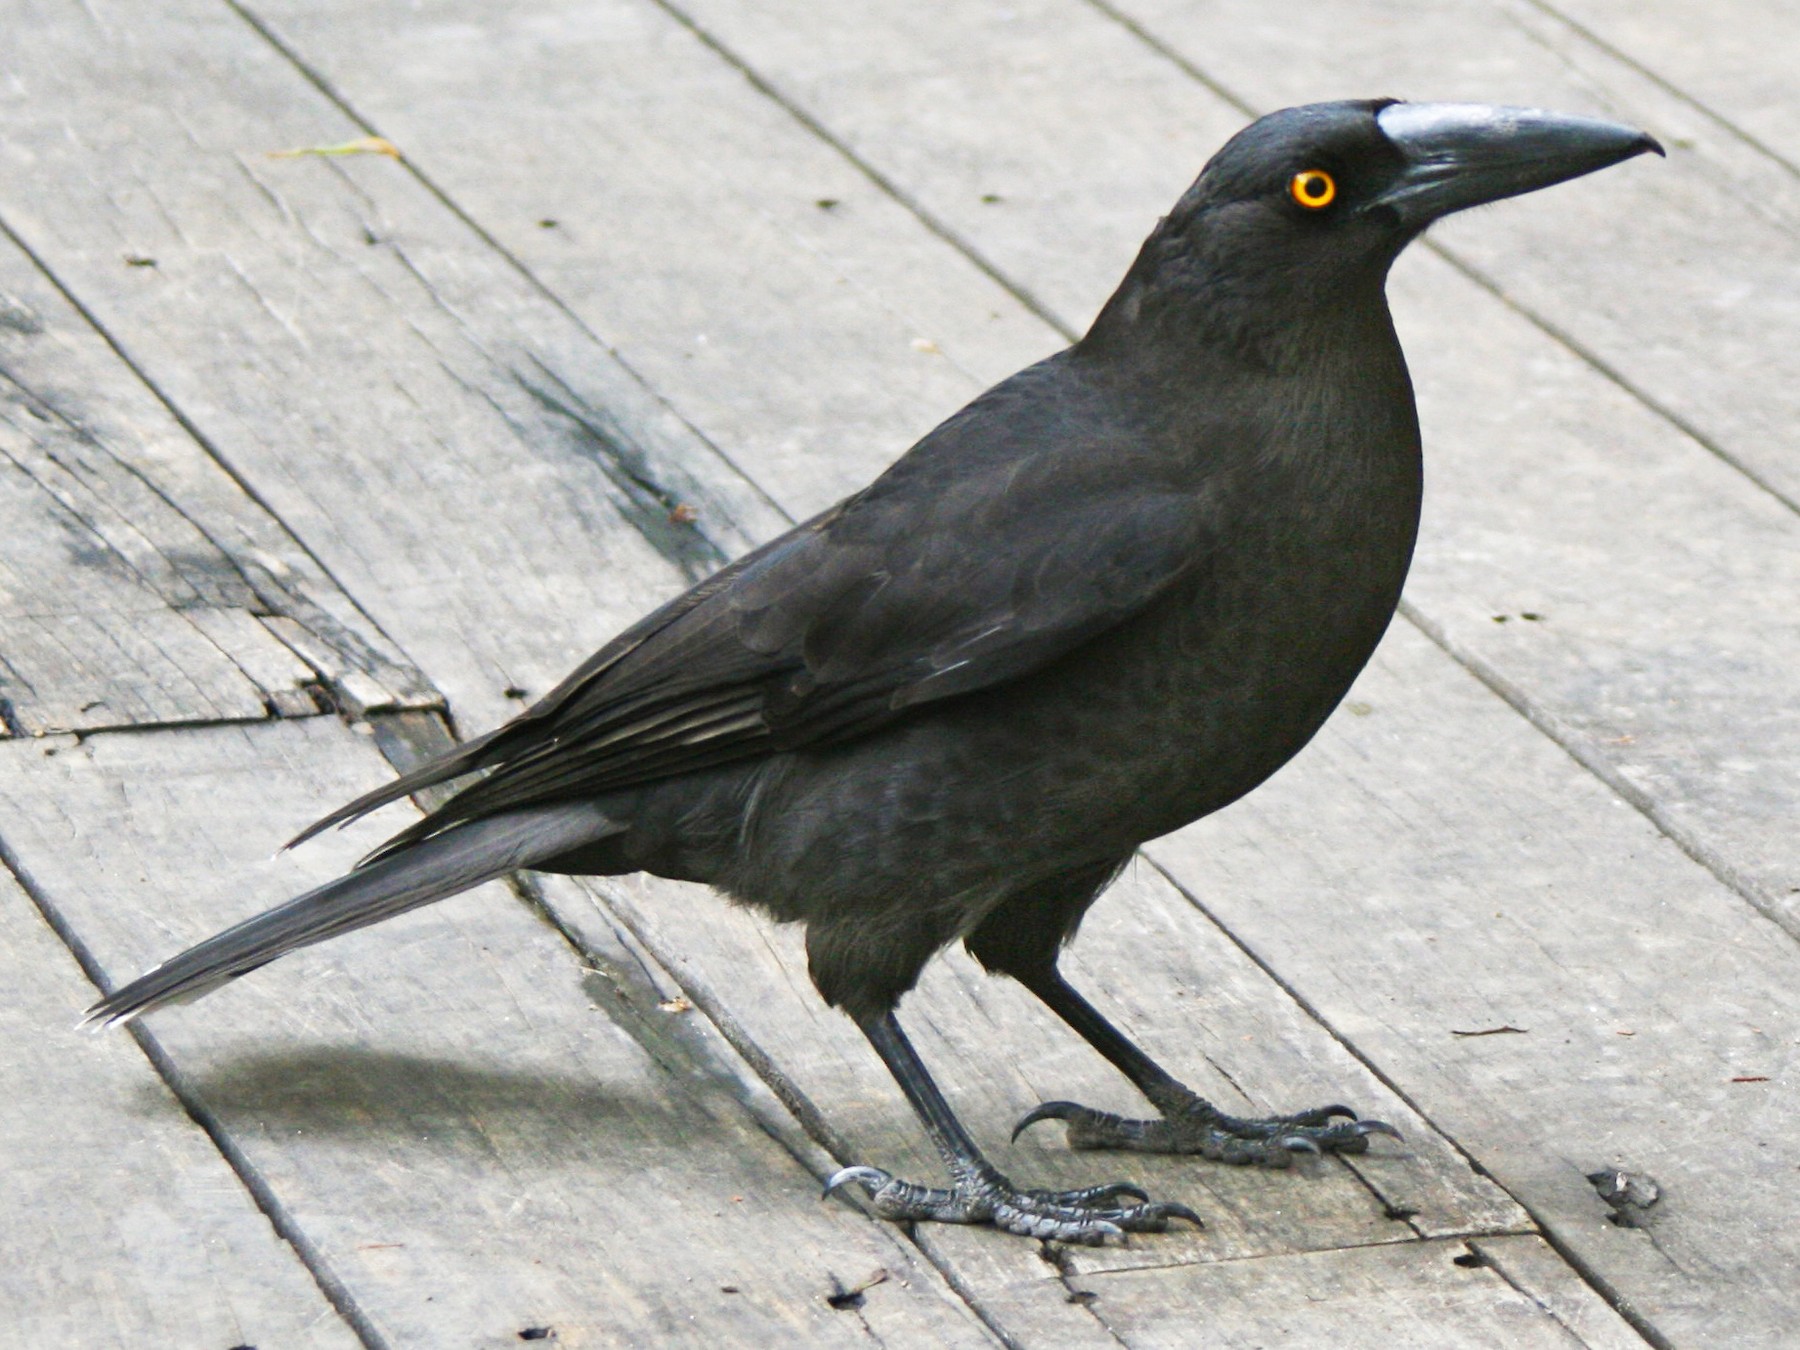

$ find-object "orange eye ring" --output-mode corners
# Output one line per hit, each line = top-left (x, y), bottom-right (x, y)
(1290, 169), (1337, 210)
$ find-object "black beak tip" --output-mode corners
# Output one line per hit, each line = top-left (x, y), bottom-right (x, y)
(1639, 132), (1668, 159)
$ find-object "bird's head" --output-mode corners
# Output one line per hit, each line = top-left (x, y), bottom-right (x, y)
(1087, 99), (1661, 366)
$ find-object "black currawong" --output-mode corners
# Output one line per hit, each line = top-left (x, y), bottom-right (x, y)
(88, 101), (1659, 1244)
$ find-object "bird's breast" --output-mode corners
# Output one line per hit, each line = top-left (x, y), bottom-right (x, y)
(1028, 407), (1423, 844)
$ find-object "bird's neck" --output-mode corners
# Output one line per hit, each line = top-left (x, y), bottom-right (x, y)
(1080, 228), (1398, 377)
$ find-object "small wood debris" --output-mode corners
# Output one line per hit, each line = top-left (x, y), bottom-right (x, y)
(825, 1268), (889, 1310)
(1588, 1169), (1661, 1228)
(268, 136), (402, 161)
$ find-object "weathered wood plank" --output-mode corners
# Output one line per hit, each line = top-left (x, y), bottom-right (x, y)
(0, 719), (999, 1348)
(0, 226), (431, 734)
(0, 0), (791, 738)
(1145, 622), (1800, 1348)
(240, 0), (1060, 520)
(14, 0), (1778, 1346)
(550, 863), (1528, 1273)
(0, 864), (361, 1347)
(1541, 0), (1800, 155)
(1472, 1236), (1654, 1350)
(1076, 1237), (1643, 1349)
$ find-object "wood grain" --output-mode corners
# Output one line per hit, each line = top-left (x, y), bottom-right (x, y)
(0, 720), (999, 1348)
(1148, 622), (1800, 1348)
(0, 863), (361, 1347)
(1077, 1236), (1645, 1349)
(0, 216), (431, 734)
(0, 0), (788, 739)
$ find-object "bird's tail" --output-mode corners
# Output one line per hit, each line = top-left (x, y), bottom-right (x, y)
(83, 802), (624, 1028)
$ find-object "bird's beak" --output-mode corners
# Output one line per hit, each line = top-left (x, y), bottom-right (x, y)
(1370, 102), (1663, 228)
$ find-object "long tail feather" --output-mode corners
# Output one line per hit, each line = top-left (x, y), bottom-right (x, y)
(84, 802), (623, 1027)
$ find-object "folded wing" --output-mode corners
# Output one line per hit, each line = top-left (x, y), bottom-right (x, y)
(300, 358), (1221, 858)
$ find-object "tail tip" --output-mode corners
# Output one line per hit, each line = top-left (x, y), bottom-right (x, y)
(76, 999), (133, 1033)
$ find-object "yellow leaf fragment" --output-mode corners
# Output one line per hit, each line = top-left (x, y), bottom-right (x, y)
(268, 136), (402, 161)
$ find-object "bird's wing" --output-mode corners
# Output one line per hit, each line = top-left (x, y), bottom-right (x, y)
(299, 359), (1220, 853)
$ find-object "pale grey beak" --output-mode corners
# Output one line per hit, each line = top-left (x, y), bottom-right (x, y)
(1371, 102), (1663, 227)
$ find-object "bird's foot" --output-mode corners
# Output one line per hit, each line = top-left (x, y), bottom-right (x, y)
(822, 1161), (1202, 1244)
(1013, 1084), (1400, 1167)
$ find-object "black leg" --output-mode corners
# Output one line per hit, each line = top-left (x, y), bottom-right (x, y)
(1011, 968), (1400, 1165)
(822, 1010), (1202, 1243)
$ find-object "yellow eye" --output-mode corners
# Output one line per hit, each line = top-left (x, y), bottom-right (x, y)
(1290, 169), (1337, 210)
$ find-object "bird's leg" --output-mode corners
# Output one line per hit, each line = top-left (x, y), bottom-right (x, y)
(823, 1010), (1202, 1244)
(1011, 969), (1399, 1166)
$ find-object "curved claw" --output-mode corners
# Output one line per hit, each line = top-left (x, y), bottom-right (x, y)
(1354, 1119), (1404, 1143)
(1159, 1202), (1206, 1231)
(1280, 1134), (1324, 1155)
(1012, 1100), (1085, 1141)
(823, 1165), (892, 1201)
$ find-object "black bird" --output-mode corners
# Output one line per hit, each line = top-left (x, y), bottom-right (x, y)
(88, 101), (1659, 1243)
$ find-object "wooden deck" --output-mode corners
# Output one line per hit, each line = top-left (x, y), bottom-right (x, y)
(3, 0), (1794, 1344)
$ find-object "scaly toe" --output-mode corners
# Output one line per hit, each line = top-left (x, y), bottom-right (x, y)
(1015, 1093), (1403, 1165)
(822, 1159), (1202, 1242)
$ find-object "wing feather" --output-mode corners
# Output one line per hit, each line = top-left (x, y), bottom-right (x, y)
(312, 352), (1224, 856)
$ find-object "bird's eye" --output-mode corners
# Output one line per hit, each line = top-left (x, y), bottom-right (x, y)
(1289, 169), (1337, 210)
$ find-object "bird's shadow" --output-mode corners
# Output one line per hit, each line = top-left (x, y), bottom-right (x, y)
(157, 1043), (730, 1149)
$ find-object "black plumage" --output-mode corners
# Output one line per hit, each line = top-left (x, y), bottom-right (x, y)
(89, 99), (1658, 1242)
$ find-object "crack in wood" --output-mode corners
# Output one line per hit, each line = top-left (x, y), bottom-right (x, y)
(514, 363), (733, 582)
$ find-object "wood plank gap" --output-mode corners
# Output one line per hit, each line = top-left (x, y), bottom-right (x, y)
(0, 210), (437, 717)
(360, 708), (1033, 1349)
(6, 710), (293, 742)
(1398, 596), (1799, 943)
(518, 875), (1072, 1350)
(1473, 1237), (1668, 1350)
(1030, 1244), (1132, 1350)
(1406, 240), (1800, 519)
(1139, 851), (1665, 1350)
(1078, 0), (1264, 119)
(219, 0), (793, 536)
(0, 839), (387, 1350)
(1049, 1229), (1523, 1281)
(516, 871), (844, 1162)
(1520, 0), (1800, 182)
(642, 0), (1077, 344)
